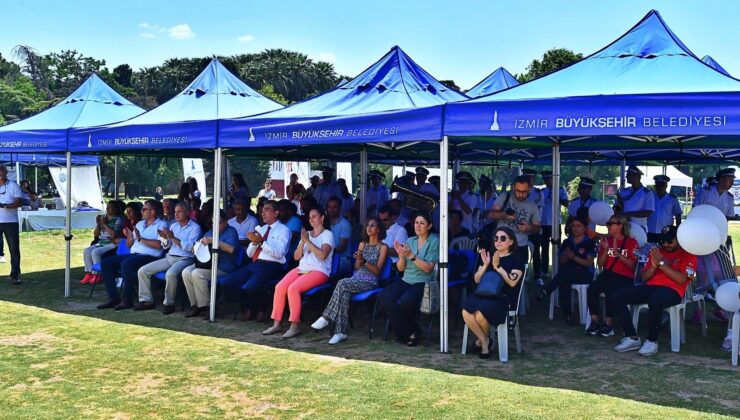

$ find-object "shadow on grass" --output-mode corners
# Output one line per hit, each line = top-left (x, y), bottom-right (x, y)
(2, 266), (739, 417)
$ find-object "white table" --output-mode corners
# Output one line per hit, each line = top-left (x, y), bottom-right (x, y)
(18, 209), (101, 231)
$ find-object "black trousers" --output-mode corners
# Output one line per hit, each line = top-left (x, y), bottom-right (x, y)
(587, 270), (633, 318)
(528, 233), (541, 277)
(0, 223), (20, 279)
(379, 280), (425, 342)
(539, 226), (560, 276)
(546, 265), (592, 316)
(612, 285), (681, 342)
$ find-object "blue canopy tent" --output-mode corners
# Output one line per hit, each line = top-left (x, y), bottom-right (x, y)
(702, 55), (731, 77)
(466, 67), (520, 98)
(0, 74), (144, 153)
(0, 153), (98, 166)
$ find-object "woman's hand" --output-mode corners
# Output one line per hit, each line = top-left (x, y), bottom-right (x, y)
(492, 251), (501, 269)
(394, 241), (409, 257)
(353, 249), (363, 261)
(300, 228), (310, 244)
(479, 249), (491, 267)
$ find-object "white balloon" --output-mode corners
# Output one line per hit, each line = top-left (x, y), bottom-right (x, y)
(716, 282), (740, 313)
(588, 201), (613, 226)
(677, 218), (721, 256)
(688, 205), (728, 240)
(629, 222), (647, 247)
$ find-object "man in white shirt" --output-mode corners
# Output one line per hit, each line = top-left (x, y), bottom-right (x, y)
(366, 170), (389, 218)
(378, 205), (408, 264)
(97, 200), (168, 311)
(135, 202), (202, 314)
(450, 171), (480, 233)
(647, 175), (682, 243)
(228, 199), (259, 247)
(237, 200), (291, 322)
(694, 168), (735, 219)
(0, 166), (22, 284)
(314, 166), (340, 210)
(616, 165), (655, 232)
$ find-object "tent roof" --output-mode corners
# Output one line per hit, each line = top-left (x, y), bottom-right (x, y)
(219, 46), (467, 147)
(466, 67), (520, 98)
(70, 58), (283, 152)
(701, 55), (731, 77)
(0, 74), (144, 152)
(0, 153), (98, 166)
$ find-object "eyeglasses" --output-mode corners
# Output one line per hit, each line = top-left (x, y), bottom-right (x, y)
(494, 235), (509, 242)
(367, 223), (378, 228)
(606, 221), (622, 226)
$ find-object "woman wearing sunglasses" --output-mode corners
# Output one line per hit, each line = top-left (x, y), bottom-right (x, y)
(463, 226), (524, 358)
(585, 214), (638, 337)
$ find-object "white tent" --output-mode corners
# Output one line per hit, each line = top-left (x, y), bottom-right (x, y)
(615, 165), (693, 190)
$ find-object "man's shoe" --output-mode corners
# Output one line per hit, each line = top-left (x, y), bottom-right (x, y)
(535, 277), (545, 287)
(585, 322), (601, 336)
(133, 302), (156, 311)
(184, 307), (203, 318)
(97, 299), (120, 309)
(311, 317), (330, 331)
(721, 336), (733, 352)
(597, 325), (615, 337)
(614, 336), (642, 352)
(638, 340), (658, 356)
(162, 305), (175, 315)
(328, 333), (347, 345)
(114, 301), (133, 311)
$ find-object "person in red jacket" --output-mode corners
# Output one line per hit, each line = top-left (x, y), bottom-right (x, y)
(612, 225), (697, 356)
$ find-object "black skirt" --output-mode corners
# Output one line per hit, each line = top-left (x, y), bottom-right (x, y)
(463, 294), (509, 325)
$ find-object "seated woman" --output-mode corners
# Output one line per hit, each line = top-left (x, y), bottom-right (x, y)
(262, 207), (334, 338)
(535, 216), (596, 325)
(123, 202), (142, 232)
(311, 217), (388, 345)
(462, 226), (524, 358)
(81, 201), (124, 285)
(378, 212), (439, 347)
(182, 210), (240, 319)
(19, 180), (38, 209)
(585, 214), (638, 337)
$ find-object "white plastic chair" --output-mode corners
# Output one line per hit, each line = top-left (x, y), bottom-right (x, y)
(731, 311), (739, 366)
(683, 281), (707, 337)
(461, 264), (526, 362)
(450, 236), (477, 251)
(630, 300), (687, 353)
(548, 283), (590, 325)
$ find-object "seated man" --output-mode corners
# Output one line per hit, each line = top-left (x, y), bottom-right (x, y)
(228, 198), (259, 247)
(612, 225), (697, 356)
(135, 202), (202, 314)
(97, 200), (168, 310)
(237, 200), (291, 321)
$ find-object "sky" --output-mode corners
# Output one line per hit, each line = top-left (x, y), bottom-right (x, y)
(2, 0), (739, 90)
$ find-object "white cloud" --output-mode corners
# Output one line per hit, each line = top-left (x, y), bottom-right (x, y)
(237, 34), (255, 43)
(168, 24), (195, 40)
(140, 32), (156, 39)
(315, 52), (337, 63)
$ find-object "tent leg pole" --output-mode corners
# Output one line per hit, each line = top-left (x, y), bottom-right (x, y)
(64, 152), (72, 298)
(360, 147), (368, 226)
(552, 144), (560, 276)
(34, 167), (38, 194)
(113, 156), (119, 200)
(439, 136), (449, 353)
(209, 148), (223, 322)
(619, 159), (626, 190)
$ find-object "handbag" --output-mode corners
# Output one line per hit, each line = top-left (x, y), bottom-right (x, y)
(195, 244), (213, 269)
(420, 280), (440, 314)
(474, 270), (504, 297)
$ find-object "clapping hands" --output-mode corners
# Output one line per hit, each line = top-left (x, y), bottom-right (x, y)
(393, 240), (410, 258)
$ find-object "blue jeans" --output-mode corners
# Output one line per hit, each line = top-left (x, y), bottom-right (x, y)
(379, 280), (425, 342)
(101, 253), (158, 302)
(239, 261), (286, 313)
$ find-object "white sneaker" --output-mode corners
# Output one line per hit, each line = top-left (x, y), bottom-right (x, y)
(328, 333), (347, 345)
(638, 340), (658, 356)
(311, 317), (329, 331)
(720, 336), (732, 352)
(614, 336), (642, 352)
(0, 256), (6, 263)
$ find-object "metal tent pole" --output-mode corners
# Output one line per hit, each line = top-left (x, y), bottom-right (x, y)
(208, 148), (223, 322)
(64, 152), (72, 298)
(439, 136), (450, 353)
(360, 146), (368, 225)
(551, 144), (561, 276)
(619, 159), (626, 189)
(114, 156), (120, 199)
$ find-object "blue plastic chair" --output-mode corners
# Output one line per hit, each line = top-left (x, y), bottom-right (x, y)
(349, 258), (393, 339)
(89, 240), (130, 298)
(302, 253), (340, 307)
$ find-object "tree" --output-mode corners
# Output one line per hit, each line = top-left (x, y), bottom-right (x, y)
(112, 64), (133, 87)
(42, 50), (106, 97)
(12, 45), (51, 98)
(439, 80), (461, 91)
(258, 84), (288, 105)
(517, 48), (583, 82)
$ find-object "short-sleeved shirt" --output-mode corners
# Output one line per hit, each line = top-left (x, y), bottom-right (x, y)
(598, 236), (639, 279)
(228, 214), (259, 240)
(401, 233), (439, 284)
(559, 236), (595, 272)
(167, 219), (202, 258)
(330, 217), (352, 260)
(203, 226), (241, 273)
(693, 186), (734, 218)
(619, 185), (655, 231)
(98, 216), (124, 245)
(567, 196), (597, 218)
(643, 247), (697, 298)
(131, 219), (169, 257)
(0, 181), (22, 223)
(647, 192), (682, 234)
(493, 192), (541, 245)
(366, 185), (390, 215)
(258, 189), (276, 200)
(452, 190), (480, 232)
(540, 186), (569, 226)
(298, 229), (335, 275)
(227, 185), (250, 207)
(383, 222), (409, 263)
(315, 181), (340, 209)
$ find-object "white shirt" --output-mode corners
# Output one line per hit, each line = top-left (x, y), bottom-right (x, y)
(258, 189), (276, 200)
(694, 185), (734, 218)
(246, 220), (291, 264)
(167, 219), (202, 258)
(297, 229), (334, 275)
(540, 186), (569, 226)
(314, 181), (340, 208)
(567, 196), (596, 218)
(451, 190), (480, 232)
(647, 192), (682, 234)
(0, 181), (22, 223)
(131, 219), (168, 257)
(228, 214), (259, 240)
(383, 222), (409, 263)
(619, 184), (655, 231)
(366, 185), (390, 215)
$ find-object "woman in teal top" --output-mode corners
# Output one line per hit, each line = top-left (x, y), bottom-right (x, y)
(379, 212), (439, 346)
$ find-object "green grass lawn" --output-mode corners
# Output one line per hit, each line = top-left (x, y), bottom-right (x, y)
(0, 228), (738, 418)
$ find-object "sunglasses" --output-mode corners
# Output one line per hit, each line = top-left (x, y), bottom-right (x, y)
(494, 235), (509, 242)
(606, 221), (622, 226)
(367, 223), (378, 228)
(660, 237), (676, 244)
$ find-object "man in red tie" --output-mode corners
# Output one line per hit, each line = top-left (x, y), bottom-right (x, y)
(237, 200), (291, 321)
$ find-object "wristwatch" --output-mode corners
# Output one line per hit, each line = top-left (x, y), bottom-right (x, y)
(410, 255), (417, 262)
(658, 261), (665, 266)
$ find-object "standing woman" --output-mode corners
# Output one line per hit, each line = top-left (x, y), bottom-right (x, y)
(312, 217), (388, 345)
(379, 212), (439, 346)
(585, 214), (638, 337)
(336, 178), (354, 215)
(186, 177), (201, 201)
(0, 166), (23, 284)
(227, 173), (251, 208)
(462, 226), (524, 358)
(263, 207), (335, 338)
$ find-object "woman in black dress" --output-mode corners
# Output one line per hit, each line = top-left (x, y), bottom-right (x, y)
(462, 226), (524, 358)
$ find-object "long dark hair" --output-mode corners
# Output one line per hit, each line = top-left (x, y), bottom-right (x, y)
(232, 173), (246, 188)
(494, 226), (519, 253)
(361, 217), (387, 243)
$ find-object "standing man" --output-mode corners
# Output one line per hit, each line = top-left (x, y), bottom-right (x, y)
(694, 168), (735, 219)
(478, 175), (497, 228)
(538, 170), (569, 283)
(306, 175), (320, 198)
(314, 166), (340, 210)
(450, 171), (480, 233)
(413, 167), (438, 196)
(615, 165), (655, 232)
(0, 166), (22, 284)
(647, 175), (682, 243)
(490, 175), (541, 264)
(366, 170), (390, 218)
(135, 202), (201, 314)
(523, 169), (543, 283)
(567, 177), (598, 219)
(693, 176), (717, 207)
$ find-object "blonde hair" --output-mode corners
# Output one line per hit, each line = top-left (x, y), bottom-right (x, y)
(609, 213), (631, 238)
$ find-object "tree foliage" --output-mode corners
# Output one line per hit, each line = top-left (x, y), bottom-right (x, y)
(517, 48), (583, 82)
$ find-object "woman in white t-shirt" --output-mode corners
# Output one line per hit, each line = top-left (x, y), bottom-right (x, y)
(258, 180), (276, 200)
(263, 207), (334, 338)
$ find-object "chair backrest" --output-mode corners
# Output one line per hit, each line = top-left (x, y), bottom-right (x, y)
(330, 252), (341, 277)
(450, 236), (477, 251)
(511, 263), (528, 314)
(379, 258), (392, 280)
(116, 239), (131, 256)
(234, 246), (246, 267)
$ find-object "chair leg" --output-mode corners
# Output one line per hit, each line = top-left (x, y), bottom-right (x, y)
(514, 323), (522, 354)
(731, 312), (739, 367)
(497, 323), (508, 362)
(369, 299), (379, 340)
(631, 306), (641, 332)
(700, 299), (708, 337)
(461, 324), (469, 355)
(548, 290), (557, 320)
(669, 306), (681, 352)
(578, 288), (589, 326)
(425, 318), (433, 346)
(88, 283), (96, 298)
(383, 319), (390, 341)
